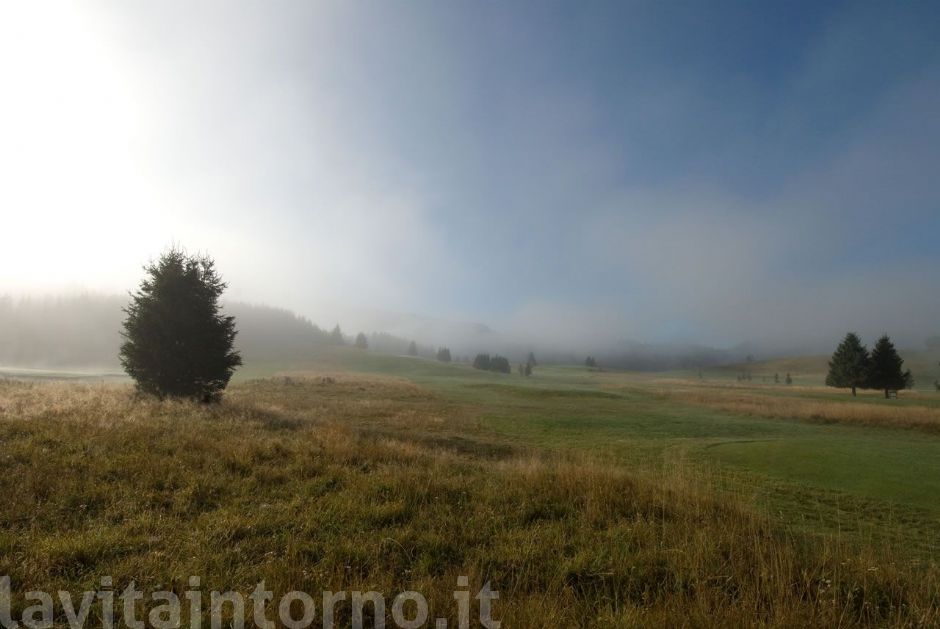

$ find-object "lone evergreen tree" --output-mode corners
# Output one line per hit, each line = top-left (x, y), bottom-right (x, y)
(585, 356), (597, 368)
(407, 340), (418, 357)
(526, 352), (537, 368)
(774, 372), (780, 384)
(436, 347), (452, 362)
(524, 362), (532, 377)
(867, 335), (913, 398)
(354, 332), (368, 349)
(785, 372), (792, 385)
(825, 332), (870, 396)
(119, 248), (241, 402)
(330, 324), (345, 345)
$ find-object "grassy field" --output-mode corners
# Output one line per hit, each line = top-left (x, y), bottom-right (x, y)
(2, 349), (940, 626)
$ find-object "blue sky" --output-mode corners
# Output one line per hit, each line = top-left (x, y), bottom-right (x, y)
(1, 1), (938, 350)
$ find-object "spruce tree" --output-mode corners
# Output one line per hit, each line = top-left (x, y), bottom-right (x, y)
(354, 332), (368, 349)
(330, 324), (345, 345)
(473, 353), (491, 371)
(867, 335), (913, 398)
(407, 340), (418, 357)
(436, 347), (452, 362)
(119, 248), (241, 402)
(489, 355), (511, 374)
(825, 332), (870, 396)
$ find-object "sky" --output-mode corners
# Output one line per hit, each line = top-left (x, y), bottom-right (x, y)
(1, 0), (938, 352)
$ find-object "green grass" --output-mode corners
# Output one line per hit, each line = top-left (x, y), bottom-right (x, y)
(709, 432), (940, 510)
(233, 348), (940, 548)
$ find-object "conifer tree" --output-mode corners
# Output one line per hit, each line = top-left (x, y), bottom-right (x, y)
(825, 332), (870, 396)
(489, 355), (511, 374)
(473, 353), (491, 371)
(330, 324), (345, 345)
(354, 332), (368, 349)
(867, 335), (913, 398)
(119, 248), (241, 402)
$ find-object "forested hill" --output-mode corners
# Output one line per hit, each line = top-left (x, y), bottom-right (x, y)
(0, 295), (334, 368)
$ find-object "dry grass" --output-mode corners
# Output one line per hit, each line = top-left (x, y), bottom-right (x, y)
(626, 382), (940, 434)
(1, 377), (939, 627)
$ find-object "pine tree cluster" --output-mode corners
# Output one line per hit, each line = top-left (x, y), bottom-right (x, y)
(826, 332), (913, 397)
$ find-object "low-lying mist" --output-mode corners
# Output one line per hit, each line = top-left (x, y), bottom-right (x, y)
(3, 292), (937, 373)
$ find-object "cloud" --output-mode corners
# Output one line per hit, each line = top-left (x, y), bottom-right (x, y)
(566, 70), (940, 350)
(2, 1), (938, 354)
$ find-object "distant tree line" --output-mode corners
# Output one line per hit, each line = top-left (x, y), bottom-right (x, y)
(366, 332), (416, 356)
(826, 332), (913, 398)
(0, 293), (340, 368)
(473, 353), (511, 374)
(329, 328), (436, 360)
(0, 293), (125, 367)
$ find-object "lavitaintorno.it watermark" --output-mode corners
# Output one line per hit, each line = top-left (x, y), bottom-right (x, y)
(0, 576), (500, 629)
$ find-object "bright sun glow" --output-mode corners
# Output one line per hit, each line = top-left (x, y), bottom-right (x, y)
(0, 2), (167, 292)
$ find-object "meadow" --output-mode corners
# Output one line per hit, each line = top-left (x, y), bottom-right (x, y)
(1, 348), (939, 627)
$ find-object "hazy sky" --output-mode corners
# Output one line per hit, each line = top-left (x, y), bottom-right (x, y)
(2, 1), (938, 350)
